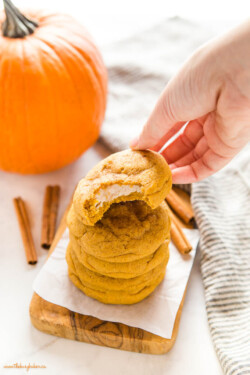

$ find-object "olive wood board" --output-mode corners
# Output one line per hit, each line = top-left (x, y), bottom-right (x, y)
(29, 192), (191, 355)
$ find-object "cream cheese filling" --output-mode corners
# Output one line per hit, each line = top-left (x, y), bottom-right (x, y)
(95, 184), (141, 207)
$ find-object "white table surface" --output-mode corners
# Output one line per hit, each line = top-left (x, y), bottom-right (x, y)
(1, 1), (246, 374)
(0, 143), (223, 375)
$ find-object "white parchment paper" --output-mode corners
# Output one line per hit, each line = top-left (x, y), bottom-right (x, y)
(33, 228), (199, 339)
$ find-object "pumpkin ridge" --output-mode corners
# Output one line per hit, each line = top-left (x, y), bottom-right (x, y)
(3, 41), (28, 171)
(20, 41), (36, 172)
(34, 35), (100, 157)
(28, 37), (61, 169)
(54, 34), (106, 122)
(0, 40), (7, 169)
(36, 35), (100, 106)
(2, 42), (14, 170)
(48, 25), (107, 102)
(32, 15), (107, 121)
(33, 36), (86, 162)
(55, 33), (107, 113)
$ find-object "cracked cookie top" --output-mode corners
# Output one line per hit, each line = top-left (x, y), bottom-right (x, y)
(73, 149), (172, 226)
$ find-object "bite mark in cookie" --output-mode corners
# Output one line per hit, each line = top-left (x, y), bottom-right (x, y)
(73, 149), (172, 226)
(95, 184), (141, 208)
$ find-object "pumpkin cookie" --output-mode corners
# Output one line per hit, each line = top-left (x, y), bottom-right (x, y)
(73, 149), (172, 225)
(75, 240), (169, 279)
(67, 247), (167, 304)
(66, 243), (169, 293)
(70, 232), (170, 263)
(68, 267), (166, 305)
(67, 200), (170, 260)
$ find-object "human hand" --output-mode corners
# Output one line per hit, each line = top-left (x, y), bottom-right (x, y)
(130, 21), (250, 183)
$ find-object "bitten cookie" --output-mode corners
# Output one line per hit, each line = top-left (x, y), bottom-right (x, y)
(73, 149), (172, 225)
(67, 200), (170, 260)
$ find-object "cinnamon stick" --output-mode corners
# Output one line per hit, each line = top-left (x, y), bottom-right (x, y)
(166, 203), (192, 254)
(166, 189), (194, 224)
(41, 185), (60, 249)
(13, 197), (37, 264)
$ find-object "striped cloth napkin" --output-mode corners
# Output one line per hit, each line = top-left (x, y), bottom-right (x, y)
(100, 18), (250, 375)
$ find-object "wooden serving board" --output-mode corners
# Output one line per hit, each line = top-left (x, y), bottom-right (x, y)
(29, 201), (189, 355)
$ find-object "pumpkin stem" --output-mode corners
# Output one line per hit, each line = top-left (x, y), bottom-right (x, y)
(2, 0), (38, 38)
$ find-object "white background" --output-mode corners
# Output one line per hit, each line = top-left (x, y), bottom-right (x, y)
(0, 1), (249, 374)
(3, 0), (250, 45)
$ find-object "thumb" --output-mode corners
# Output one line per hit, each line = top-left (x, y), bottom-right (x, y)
(130, 47), (221, 150)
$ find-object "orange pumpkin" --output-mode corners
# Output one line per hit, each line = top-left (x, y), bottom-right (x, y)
(0, 0), (107, 174)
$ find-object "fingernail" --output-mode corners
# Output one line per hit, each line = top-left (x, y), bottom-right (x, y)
(130, 136), (139, 149)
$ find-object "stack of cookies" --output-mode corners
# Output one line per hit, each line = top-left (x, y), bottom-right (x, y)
(66, 150), (172, 304)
